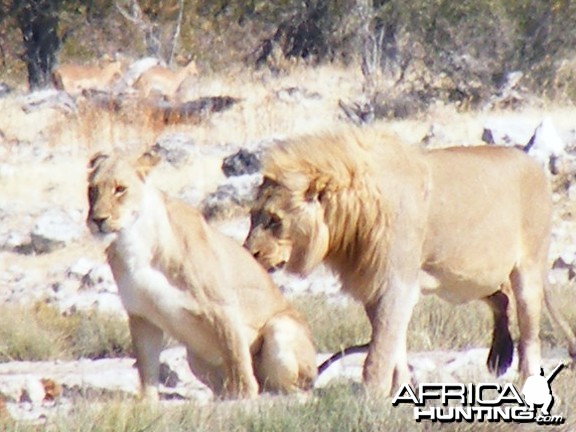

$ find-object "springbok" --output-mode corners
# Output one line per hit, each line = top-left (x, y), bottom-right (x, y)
(52, 61), (124, 95)
(133, 61), (198, 99)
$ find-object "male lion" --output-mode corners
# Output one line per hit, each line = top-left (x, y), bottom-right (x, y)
(244, 128), (576, 396)
(86, 150), (316, 400)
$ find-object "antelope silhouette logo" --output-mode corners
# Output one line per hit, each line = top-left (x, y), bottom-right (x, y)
(521, 363), (566, 416)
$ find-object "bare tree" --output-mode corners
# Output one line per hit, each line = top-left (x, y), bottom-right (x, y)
(116, 0), (161, 58)
(116, 0), (184, 66)
(167, 0), (185, 66)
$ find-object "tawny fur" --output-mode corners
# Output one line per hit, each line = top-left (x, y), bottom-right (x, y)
(52, 61), (123, 95)
(244, 128), (576, 396)
(87, 151), (316, 401)
(133, 61), (198, 98)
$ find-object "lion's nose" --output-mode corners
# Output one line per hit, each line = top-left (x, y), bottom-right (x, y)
(92, 216), (109, 231)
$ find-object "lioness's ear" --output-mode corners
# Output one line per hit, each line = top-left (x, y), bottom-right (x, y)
(305, 176), (328, 202)
(135, 150), (160, 179)
(88, 152), (109, 171)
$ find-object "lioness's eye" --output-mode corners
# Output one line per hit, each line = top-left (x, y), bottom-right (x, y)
(115, 185), (127, 195)
(88, 186), (98, 203)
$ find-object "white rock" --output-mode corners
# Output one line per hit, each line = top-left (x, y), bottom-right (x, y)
(524, 117), (566, 172)
(271, 265), (341, 297)
(160, 346), (197, 387)
(49, 280), (79, 301)
(21, 379), (45, 404)
(152, 134), (197, 167)
(200, 173), (262, 220)
(0, 378), (25, 402)
(2, 231), (28, 251)
(525, 117), (565, 160)
(315, 352), (365, 388)
(0, 163), (16, 179)
(56, 291), (125, 316)
(81, 264), (115, 290)
(31, 209), (82, 254)
(93, 293), (124, 315)
(67, 258), (97, 280)
(482, 117), (536, 147)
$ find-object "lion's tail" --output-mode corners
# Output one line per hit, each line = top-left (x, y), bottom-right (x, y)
(544, 287), (576, 360)
(317, 343), (370, 375)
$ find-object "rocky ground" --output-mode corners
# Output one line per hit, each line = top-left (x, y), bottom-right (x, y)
(1, 80), (576, 424)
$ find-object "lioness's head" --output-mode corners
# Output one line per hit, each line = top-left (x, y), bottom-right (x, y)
(244, 175), (330, 276)
(86, 151), (159, 235)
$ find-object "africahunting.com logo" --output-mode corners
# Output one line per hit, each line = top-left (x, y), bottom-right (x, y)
(392, 363), (566, 425)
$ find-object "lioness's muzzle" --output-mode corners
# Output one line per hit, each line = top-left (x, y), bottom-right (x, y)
(91, 216), (109, 233)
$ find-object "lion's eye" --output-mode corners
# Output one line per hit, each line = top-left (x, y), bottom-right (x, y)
(266, 214), (282, 230)
(115, 185), (127, 195)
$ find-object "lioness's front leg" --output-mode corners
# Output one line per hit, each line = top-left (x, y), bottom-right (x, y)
(363, 275), (419, 397)
(128, 314), (164, 402)
(215, 310), (259, 399)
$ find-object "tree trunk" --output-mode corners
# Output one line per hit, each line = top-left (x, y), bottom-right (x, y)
(15, 0), (61, 90)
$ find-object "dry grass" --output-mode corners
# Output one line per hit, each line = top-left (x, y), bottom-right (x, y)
(0, 303), (131, 361)
(1, 376), (575, 431)
(0, 284), (573, 365)
(295, 282), (576, 357)
(0, 64), (358, 156)
(293, 296), (370, 353)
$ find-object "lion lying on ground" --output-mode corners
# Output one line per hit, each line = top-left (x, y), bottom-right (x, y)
(87, 150), (316, 400)
(244, 128), (576, 396)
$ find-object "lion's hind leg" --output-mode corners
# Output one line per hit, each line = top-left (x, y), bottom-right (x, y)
(485, 290), (514, 376)
(510, 266), (543, 380)
(254, 312), (317, 393)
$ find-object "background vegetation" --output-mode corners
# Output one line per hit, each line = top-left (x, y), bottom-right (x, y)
(1, 0), (576, 104)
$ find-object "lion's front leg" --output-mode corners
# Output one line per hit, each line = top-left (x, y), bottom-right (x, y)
(128, 314), (164, 402)
(363, 276), (419, 397)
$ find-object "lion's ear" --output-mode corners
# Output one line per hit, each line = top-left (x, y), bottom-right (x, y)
(88, 152), (109, 171)
(135, 150), (160, 179)
(305, 176), (328, 202)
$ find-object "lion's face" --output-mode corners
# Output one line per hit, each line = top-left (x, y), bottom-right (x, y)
(245, 177), (330, 276)
(87, 152), (157, 235)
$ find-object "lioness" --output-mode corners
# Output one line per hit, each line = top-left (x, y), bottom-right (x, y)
(244, 129), (576, 396)
(87, 151), (316, 400)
